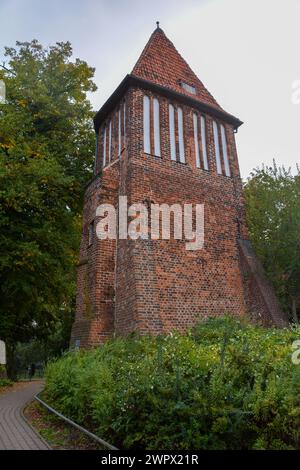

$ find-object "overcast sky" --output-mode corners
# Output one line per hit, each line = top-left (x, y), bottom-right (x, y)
(1, 0), (300, 178)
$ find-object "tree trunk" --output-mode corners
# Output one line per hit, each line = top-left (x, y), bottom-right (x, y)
(292, 297), (298, 323)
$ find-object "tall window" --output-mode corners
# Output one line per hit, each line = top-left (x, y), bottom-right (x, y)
(193, 113), (208, 170)
(193, 113), (200, 168)
(220, 125), (230, 176)
(169, 104), (176, 161)
(103, 126), (107, 167)
(169, 104), (185, 163)
(200, 116), (208, 170)
(118, 109), (122, 157)
(177, 107), (185, 163)
(143, 95), (161, 157)
(123, 102), (126, 148)
(213, 121), (222, 174)
(94, 134), (98, 173)
(143, 95), (151, 154)
(213, 121), (231, 176)
(153, 98), (161, 157)
(108, 120), (112, 163)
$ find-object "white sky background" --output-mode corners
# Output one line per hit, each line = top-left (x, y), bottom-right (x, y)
(1, 0), (300, 179)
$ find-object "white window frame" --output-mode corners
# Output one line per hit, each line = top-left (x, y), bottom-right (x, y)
(123, 102), (126, 148)
(153, 98), (161, 157)
(108, 120), (112, 162)
(169, 104), (176, 161)
(177, 107), (185, 163)
(213, 121), (222, 174)
(220, 124), (231, 177)
(193, 113), (201, 168)
(143, 95), (151, 154)
(94, 134), (98, 173)
(103, 126), (107, 167)
(118, 109), (122, 157)
(201, 116), (209, 170)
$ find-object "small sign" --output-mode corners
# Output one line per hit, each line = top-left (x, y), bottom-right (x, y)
(0, 340), (6, 365)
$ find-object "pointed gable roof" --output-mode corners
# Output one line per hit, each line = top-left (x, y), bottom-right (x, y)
(132, 26), (222, 110)
(94, 26), (243, 132)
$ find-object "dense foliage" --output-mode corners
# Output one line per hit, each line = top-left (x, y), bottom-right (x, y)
(0, 40), (96, 375)
(244, 162), (300, 320)
(44, 316), (300, 450)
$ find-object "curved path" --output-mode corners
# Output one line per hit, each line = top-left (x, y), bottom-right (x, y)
(0, 380), (50, 450)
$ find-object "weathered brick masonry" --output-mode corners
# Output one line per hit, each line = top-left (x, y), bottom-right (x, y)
(70, 26), (288, 348)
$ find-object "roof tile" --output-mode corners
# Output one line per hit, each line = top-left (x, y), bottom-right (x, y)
(132, 27), (222, 110)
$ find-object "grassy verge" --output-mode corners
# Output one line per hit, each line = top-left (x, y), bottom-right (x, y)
(24, 400), (105, 450)
(0, 378), (14, 395)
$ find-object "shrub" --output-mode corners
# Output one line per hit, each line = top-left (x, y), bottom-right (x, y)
(44, 316), (300, 450)
(0, 378), (13, 388)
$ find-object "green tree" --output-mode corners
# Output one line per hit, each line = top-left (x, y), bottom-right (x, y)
(0, 40), (96, 376)
(244, 162), (300, 320)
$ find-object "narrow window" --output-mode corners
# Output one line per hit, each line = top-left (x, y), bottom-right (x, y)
(103, 126), (107, 167)
(123, 102), (126, 148)
(118, 109), (121, 157)
(143, 95), (150, 154)
(108, 120), (112, 162)
(213, 121), (222, 174)
(94, 134), (98, 173)
(169, 104), (176, 161)
(193, 113), (200, 168)
(201, 116), (209, 170)
(153, 98), (161, 157)
(88, 221), (94, 246)
(220, 125), (230, 177)
(177, 107), (185, 163)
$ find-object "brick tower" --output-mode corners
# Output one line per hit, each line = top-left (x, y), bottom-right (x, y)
(70, 25), (288, 348)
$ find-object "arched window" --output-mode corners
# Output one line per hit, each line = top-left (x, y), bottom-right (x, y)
(123, 102), (126, 148)
(220, 125), (230, 176)
(193, 113), (200, 168)
(193, 113), (209, 170)
(103, 126), (107, 167)
(118, 109), (122, 157)
(169, 104), (176, 161)
(177, 107), (185, 163)
(213, 121), (222, 174)
(153, 98), (161, 157)
(201, 116), (208, 170)
(108, 120), (112, 162)
(143, 95), (151, 154)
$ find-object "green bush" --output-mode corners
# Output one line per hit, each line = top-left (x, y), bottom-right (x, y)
(0, 378), (13, 388)
(44, 316), (300, 450)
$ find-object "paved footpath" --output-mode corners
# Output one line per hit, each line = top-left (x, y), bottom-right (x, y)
(0, 380), (50, 450)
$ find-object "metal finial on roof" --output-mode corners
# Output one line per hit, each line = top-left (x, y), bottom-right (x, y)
(156, 21), (160, 29)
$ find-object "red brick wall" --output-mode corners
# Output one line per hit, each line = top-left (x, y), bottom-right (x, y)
(71, 85), (286, 348)
(113, 88), (248, 336)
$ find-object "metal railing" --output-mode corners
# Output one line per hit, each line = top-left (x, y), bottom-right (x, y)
(35, 394), (118, 450)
